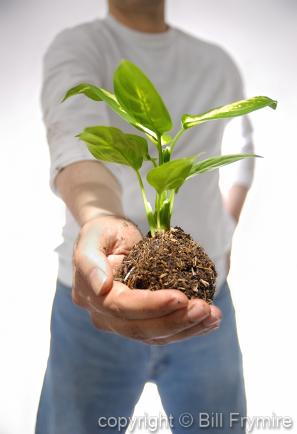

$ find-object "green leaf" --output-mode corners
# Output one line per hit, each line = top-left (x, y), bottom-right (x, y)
(187, 153), (260, 178)
(78, 126), (149, 170)
(124, 134), (150, 160)
(182, 96), (277, 129)
(62, 83), (107, 102)
(147, 157), (195, 194)
(62, 83), (158, 141)
(113, 60), (173, 136)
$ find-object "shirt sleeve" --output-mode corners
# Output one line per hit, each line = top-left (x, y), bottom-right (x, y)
(222, 52), (255, 189)
(41, 26), (112, 196)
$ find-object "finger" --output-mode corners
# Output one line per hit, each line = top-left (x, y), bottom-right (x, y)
(73, 223), (115, 296)
(71, 285), (88, 308)
(200, 305), (222, 327)
(90, 300), (220, 345)
(146, 305), (222, 345)
(105, 299), (212, 340)
(74, 217), (143, 296)
(109, 218), (143, 255)
(106, 254), (126, 276)
(101, 220), (143, 274)
(72, 267), (97, 308)
(147, 323), (219, 345)
(87, 281), (189, 319)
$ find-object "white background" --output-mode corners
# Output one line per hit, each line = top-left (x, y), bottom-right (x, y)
(1, 0), (296, 433)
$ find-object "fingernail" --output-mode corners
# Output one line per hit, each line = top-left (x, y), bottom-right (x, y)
(188, 304), (209, 322)
(89, 267), (107, 295)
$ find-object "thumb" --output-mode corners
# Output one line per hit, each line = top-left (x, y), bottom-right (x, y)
(73, 225), (114, 296)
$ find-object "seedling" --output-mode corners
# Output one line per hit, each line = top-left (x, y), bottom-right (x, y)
(63, 60), (277, 301)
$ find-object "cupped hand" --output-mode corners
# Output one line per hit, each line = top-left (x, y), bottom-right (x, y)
(72, 215), (222, 344)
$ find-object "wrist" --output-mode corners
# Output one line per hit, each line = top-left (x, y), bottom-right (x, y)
(78, 204), (126, 226)
(82, 213), (141, 234)
(81, 211), (120, 226)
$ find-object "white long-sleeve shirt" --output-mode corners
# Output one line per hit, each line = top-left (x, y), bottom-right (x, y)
(41, 14), (254, 293)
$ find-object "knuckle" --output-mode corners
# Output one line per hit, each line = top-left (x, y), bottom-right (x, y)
(72, 288), (87, 308)
(72, 293), (81, 306)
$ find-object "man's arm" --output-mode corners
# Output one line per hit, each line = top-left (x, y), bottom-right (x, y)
(224, 184), (249, 224)
(223, 184), (249, 276)
(55, 160), (222, 344)
(55, 159), (124, 226)
(221, 114), (255, 274)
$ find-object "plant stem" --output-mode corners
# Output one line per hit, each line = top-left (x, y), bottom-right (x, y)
(155, 193), (161, 229)
(157, 134), (163, 165)
(170, 128), (185, 153)
(154, 135), (163, 231)
(135, 169), (156, 235)
(169, 189), (175, 216)
(153, 190), (175, 232)
(147, 155), (157, 167)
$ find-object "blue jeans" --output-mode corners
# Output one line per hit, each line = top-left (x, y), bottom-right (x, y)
(35, 280), (246, 433)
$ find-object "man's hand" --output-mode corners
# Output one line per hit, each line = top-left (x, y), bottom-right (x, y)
(72, 215), (222, 344)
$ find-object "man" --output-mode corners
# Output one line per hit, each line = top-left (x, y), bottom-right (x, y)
(36, 1), (254, 432)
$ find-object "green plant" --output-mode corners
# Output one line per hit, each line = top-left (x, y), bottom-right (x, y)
(63, 60), (277, 236)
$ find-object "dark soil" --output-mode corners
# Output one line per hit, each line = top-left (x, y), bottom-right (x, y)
(115, 227), (217, 303)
